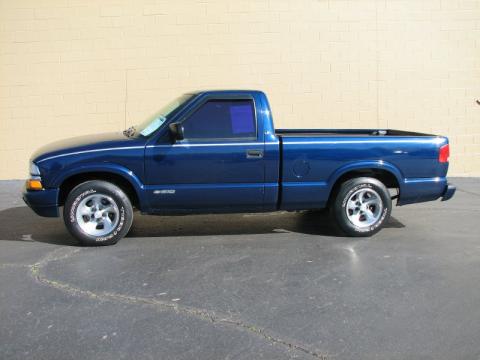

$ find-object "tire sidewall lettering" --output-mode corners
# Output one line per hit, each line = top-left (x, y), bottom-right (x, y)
(69, 189), (125, 243)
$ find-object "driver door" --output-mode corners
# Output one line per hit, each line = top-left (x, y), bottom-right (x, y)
(145, 97), (265, 212)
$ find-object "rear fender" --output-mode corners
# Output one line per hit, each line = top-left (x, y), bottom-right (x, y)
(327, 160), (404, 194)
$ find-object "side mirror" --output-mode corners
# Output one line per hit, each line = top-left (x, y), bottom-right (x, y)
(169, 122), (184, 141)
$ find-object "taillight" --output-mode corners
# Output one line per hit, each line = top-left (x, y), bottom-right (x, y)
(439, 144), (450, 163)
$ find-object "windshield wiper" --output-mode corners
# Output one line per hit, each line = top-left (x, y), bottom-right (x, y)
(123, 126), (136, 138)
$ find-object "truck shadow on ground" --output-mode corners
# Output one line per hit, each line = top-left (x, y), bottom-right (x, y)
(0, 206), (405, 246)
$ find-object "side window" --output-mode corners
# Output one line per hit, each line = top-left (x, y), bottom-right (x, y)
(182, 99), (256, 140)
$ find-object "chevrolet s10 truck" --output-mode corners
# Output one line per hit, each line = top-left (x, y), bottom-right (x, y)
(23, 90), (456, 246)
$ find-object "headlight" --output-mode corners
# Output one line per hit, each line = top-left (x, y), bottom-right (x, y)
(29, 162), (40, 176)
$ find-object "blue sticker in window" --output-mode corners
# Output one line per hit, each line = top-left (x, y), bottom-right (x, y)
(230, 105), (254, 134)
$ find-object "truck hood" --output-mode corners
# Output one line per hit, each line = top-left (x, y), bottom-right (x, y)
(32, 132), (146, 163)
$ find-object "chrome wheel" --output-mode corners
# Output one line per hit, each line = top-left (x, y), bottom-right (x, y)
(345, 188), (383, 228)
(75, 193), (120, 237)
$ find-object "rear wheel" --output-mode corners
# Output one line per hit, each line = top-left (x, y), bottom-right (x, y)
(331, 177), (392, 237)
(63, 180), (133, 246)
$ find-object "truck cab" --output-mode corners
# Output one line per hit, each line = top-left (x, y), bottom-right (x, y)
(143, 90), (280, 212)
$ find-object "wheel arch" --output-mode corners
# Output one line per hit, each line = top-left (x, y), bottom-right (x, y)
(327, 161), (402, 206)
(56, 165), (145, 210)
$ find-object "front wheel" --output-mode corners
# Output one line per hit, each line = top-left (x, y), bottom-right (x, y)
(63, 180), (133, 246)
(331, 177), (392, 237)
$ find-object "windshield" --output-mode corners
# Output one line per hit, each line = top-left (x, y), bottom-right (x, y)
(124, 94), (193, 137)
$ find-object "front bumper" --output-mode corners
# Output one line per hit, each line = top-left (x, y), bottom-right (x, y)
(441, 183), (456, 201)
(22, 184), (59, 217)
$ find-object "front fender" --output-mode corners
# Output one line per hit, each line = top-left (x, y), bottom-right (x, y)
(51, 163), (147, 208)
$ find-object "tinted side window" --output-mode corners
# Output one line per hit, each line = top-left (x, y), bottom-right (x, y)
(182, 99), (256, 139)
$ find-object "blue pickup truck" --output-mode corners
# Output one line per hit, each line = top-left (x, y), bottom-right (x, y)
(23, 90), (455, 245)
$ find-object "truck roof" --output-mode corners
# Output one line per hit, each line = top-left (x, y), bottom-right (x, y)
(188, 89), (265, 96)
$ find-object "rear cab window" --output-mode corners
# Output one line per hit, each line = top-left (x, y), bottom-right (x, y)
(182, 99), (256, 140)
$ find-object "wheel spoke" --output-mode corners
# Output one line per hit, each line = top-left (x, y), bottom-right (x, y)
(97, 196), (105, 207)
(102, 204), (115, 213)
(354, 212), (363, 223)
(364, 199), (378, 207)
(347, 200), (357, 211)
(79, 206), (91, 217)
(84, 221), (98, 232)
(103, 216), (114, 232)
(356, 190), (365, 203)
(364, 210), (375, 222)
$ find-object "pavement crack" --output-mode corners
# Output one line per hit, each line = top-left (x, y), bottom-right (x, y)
(28, 247), (331, 359)
(457, 188), (480, 198)
(0, 263), (31, 269)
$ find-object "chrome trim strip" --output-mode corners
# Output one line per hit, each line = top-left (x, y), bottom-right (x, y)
(146, 143), (260, 148)
(283, 138), (444, 145)
(37, 146), (145, 163)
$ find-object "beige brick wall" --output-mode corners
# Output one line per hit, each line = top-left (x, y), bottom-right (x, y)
(1, 0), (479, 179)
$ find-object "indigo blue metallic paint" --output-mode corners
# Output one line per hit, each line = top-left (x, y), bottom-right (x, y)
(145, 91), (268, 211)
(22, 185), (59, 217)
(23, 90), (454, 218)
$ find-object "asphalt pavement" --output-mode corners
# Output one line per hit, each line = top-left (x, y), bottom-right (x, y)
(0, 178), (479, 360)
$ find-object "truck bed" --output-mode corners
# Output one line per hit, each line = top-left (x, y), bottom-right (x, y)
(275, 129), (435, 137)
(276, 130), (448, 210)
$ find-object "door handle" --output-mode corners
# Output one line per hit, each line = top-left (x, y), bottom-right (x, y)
(246, 149), (263, 159)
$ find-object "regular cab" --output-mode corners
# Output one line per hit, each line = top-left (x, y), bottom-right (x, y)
(23, 90), (456, 246)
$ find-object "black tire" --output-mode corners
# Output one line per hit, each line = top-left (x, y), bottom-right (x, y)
(331, 177), (392, 237)
(63, 180), (133, 246)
